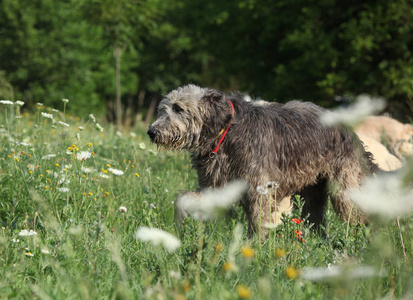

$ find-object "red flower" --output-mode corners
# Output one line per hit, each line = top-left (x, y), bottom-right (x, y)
(294, 230), (303, 237)
(291, 218), (302, 224)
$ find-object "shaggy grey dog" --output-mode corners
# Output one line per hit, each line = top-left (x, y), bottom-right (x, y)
(147, 85), (378, 236)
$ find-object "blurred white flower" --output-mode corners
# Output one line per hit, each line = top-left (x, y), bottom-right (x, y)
(36, 103), (43, 107)
(89, 114), (96, 123)
(19, 229), (38, 236)
(116, 131), (123, 137)
(176, 180), (248, 220)
(15, 101), (24, 106)
(12, 238), (20, 243)
(78, 126), (84, 131)
(42, 154), (56, 160)
(99, 173), (110, 179)
(108, 168), (124, 176)
(76, 151), (92, 161)
(68, 226), (83, 236)
(41, 249), (50, 254)
(0, 100), (13, 105)
(95, 123), (104, 132)
(62, 98), (69, 103)
(351, 172), (413, 218)
(243, 95), (252, 102)
(169, 270), (181, 279)
(58, 121), (70, 127)
(119, 206), (127, 213)
(57, 175), (70, 185)
(25, 252), (34, 257)
(302, 265), (383, 281)
(135, 226), (181, 252)
(138, 142), (146, 149)
(57, 187), (70, 193)
(130, 132), (137, 138)
(256, 185), (268, 195)
(81, 167), (94, 173)
(321, 94), (386, 126)
(41, 112), (53, 119)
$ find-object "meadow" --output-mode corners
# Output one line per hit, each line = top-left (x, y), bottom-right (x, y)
(0, 100), (412, 299)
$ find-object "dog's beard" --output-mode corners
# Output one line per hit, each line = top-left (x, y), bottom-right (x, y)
(153, 133), (185, 151)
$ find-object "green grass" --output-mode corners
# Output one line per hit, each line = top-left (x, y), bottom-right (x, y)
(0, 102), (412, 299)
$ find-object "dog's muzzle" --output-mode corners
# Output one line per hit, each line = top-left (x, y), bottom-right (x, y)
(147, 126), (158, 142)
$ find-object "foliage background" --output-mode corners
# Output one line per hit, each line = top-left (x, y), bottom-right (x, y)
(1, 0), (413, 121)
(1, 1), (413, 298)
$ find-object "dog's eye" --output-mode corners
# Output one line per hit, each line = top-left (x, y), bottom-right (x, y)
(172, 104), (184, 113)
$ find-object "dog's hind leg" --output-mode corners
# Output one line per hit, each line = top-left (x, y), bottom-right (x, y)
(329, 188), (368, 226)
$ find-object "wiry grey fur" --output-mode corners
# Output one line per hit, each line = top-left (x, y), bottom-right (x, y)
(148, 85), (379, 236)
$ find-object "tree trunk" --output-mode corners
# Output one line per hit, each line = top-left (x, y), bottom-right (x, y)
(123, 94), (133, 128)
(135, 89), (146, 125)
(145, 96), (158, 126)
(114, 45), (122, 130)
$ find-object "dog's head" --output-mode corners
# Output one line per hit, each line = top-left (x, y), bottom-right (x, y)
(147, 84), (233, 153)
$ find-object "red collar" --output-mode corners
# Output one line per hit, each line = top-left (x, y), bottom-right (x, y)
(209, 100), (235, 158)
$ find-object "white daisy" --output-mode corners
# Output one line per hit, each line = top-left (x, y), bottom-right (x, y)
(76, 151), (92, 161)
(41, 154), (56, 160)
(108, 168), (124, 176)
(18, 229), (38, 236)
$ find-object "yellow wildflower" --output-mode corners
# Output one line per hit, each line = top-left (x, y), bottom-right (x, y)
(236, 285), (251, 299)
(285, 266), (299, 279)
(223, 261), (237, 272)
(182, 280), (191, 293)
(241, 246), (254, 258)
(214, 243), (223, 253)
(275, 248), (286, 258)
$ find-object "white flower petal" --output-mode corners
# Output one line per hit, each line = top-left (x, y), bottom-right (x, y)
(321, 94), (386, 126)
(135, 227), (180, 252)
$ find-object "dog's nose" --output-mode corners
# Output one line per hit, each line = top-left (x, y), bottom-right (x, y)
(147, 127), (157, 141)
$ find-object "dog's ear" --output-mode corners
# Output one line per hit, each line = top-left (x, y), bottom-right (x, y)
(202, 89), (224, 103)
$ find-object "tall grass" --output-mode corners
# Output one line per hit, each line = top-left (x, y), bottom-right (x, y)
(0, 100), (412, 299)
